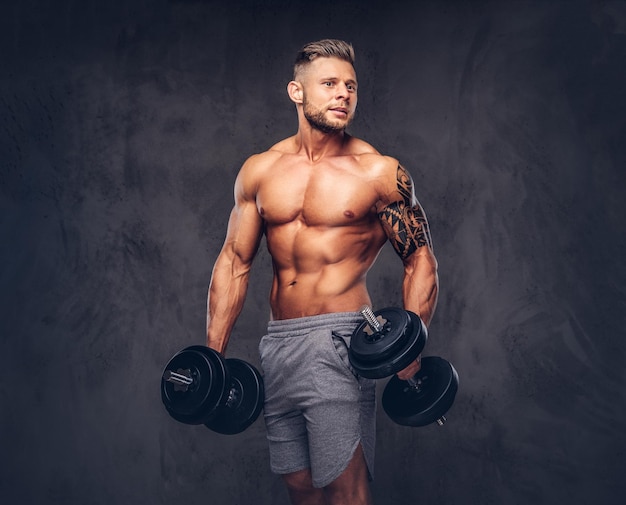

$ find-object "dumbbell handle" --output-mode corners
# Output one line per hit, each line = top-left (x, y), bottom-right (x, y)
(163, 368), (241, 409)
(406, 376), (420, 389)
(164, 369), (194, 390)
(360, 305), (382, 332)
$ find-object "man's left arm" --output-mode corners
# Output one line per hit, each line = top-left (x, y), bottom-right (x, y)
(378, 164), (439, 378)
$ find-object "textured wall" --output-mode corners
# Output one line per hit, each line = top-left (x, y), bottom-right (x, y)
(1, 0), (625, 504)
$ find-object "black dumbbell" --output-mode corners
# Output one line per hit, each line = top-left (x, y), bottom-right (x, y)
(161, 345), (264, 435)
(348, 306), (459, 427)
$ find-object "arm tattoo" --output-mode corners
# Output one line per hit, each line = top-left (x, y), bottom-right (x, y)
(378, 165), (433, 260)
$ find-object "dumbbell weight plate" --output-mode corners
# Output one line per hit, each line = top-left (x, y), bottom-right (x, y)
(350, 307), (411, 362)
(349, 308), (428, 379)
(205, 358), (265, 435)
(382, 356), (458, 427)
(161, 345), (230, 425)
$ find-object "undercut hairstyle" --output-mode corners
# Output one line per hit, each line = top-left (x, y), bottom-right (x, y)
(293, 39), (355, 80)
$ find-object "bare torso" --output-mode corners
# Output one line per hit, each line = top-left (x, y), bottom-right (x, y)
(252, 135), (396, 319)
(207, 52), (437, 383)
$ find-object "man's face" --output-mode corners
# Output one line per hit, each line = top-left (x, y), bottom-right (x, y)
(299, 57), (358, 134)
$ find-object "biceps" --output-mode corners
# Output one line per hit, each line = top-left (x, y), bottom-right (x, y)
(378, 165), (433, 260)
(378, 200), (433, 260)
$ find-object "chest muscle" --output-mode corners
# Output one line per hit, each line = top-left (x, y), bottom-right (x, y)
(257, 164), (379, 227)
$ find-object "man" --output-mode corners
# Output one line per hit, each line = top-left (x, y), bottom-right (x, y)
(206, 39), (438, 505)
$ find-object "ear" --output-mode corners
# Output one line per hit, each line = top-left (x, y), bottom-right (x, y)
(287, 80), (303, 104)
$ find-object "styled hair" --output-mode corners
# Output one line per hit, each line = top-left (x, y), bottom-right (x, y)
(293, 39), (355, 80)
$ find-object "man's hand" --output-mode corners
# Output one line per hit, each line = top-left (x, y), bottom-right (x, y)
(396, 355), (421, 381)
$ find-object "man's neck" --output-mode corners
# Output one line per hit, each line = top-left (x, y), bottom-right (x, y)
(295, 125), (348, 162)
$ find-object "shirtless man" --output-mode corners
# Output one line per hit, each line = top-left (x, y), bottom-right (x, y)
(206, 40), (438, 505)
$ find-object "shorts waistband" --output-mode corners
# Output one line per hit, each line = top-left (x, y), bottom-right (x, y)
(267, 311), (364, 338)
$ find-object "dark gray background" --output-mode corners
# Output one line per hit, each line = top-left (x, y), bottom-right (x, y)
(2, 0), (625, 504)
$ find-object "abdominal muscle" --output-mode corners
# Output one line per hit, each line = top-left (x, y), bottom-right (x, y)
(267, 221), (386, 320)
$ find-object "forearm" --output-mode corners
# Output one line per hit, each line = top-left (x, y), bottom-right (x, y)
(206, 254), (251, 354)
(402, 251), (439, 327)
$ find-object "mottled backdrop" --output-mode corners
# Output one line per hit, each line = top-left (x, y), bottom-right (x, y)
(1, 1), (625, 504)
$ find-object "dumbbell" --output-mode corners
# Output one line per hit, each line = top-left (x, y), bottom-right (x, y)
(160, 345), (264, 435)
(348, 306), (458, 427)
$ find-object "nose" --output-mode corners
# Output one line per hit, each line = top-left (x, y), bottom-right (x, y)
(335, 82), (350, 101)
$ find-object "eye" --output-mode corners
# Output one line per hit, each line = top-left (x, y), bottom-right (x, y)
(324, 81), (333, 87)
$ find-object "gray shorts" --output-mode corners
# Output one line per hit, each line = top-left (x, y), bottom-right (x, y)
(258, 312), (377, 488)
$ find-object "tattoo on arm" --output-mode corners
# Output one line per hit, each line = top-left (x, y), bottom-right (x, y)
(378, 165), (433, 259)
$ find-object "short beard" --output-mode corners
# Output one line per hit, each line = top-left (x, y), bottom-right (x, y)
(303, 98), (352, 134)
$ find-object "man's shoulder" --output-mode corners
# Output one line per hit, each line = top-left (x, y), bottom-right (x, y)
(240, 137), (296, 170)
(345, 136), (398, 169)
(244, 148), (284, 166)
(343, 137), (407, 205)
(268, 136), (298, 154)
(239, 144), (288, 177)
(345, 135), (379, 155)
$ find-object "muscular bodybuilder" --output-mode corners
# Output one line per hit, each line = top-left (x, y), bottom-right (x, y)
(206, 40), (438, 505)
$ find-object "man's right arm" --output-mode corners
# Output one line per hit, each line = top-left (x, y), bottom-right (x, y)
(206, 158), (264, 354)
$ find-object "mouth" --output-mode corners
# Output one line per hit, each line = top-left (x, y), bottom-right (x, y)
(329, 107), (349, 116)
